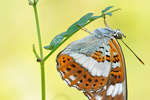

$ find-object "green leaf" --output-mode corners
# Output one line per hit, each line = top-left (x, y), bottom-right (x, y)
(89, 16), (100, 21)
(105, 12), (112, 16)
(102, 6), (114, 13)
(44, 34), (64, 50)
(67, 13), (93, 34)
(78, 13), (93, 25)
(66, 21), (80, 35)
(60, 32), (69, 37)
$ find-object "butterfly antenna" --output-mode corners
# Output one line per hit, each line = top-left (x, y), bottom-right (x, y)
(121, 39), (144, 65)
(77, 24), (94, 35)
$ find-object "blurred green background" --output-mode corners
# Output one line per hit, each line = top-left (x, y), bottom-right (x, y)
(0, 0), (150, 100)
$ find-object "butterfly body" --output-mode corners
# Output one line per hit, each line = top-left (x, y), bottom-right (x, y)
(56, 28), (127, 100)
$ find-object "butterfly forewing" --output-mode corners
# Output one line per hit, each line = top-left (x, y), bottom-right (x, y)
(110, 38), (127, 100)
(82, 39), (126, 100)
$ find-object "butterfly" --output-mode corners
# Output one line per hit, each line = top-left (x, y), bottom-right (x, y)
(56, 27), (144, 100)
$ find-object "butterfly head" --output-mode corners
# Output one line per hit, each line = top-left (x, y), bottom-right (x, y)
(93, 27), (126, 39)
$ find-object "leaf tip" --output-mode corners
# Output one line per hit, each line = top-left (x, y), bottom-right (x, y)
(102, 6), (114, 13)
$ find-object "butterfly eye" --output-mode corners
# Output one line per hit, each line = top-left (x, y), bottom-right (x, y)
(114, 29), (126, 39)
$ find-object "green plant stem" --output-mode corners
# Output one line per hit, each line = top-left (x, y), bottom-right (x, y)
(40, 62), (45, 100)
(33, 4), (43, 59)
(33, 3), (45, 100)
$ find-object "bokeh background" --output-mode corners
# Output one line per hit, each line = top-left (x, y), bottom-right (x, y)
(0, 0), (150, 100)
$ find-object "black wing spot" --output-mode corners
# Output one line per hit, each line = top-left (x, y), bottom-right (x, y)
(88, 78), (92, 82)
(106, 55), (110, 57)
(74, 75), (77, 77)
(93, 84), (96, 86)
(77, 70), (82, 74)
(95, 79), (98, 82)
(106, 59), (111, 62)
(111, 74), (115, 77)
(66, 67), (71, 71)
(114, 55), (118, 57)
(100, 47), (104, 49)
(63, 60), (66, 63)
(83, 75), (86, 78)
(71, 64), (76, 68)
(85, 84), (89, 86)
(111, 74), (117, 79)
(80, 80), (83, 83)
(101, 78), (105, 81)
(100, 83), (103, 85)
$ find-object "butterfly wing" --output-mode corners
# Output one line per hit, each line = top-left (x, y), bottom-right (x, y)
(56, 35), (127, 100)
(109, 38), (127, 100)
(84, 38), (127, 100)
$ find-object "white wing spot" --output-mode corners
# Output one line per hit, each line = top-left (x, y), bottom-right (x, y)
(95, 95), (103, 100)
(75, 55), (89, 64)
(88, 58), (97, 71)
(97, 70), (103, 76)
(91, 67), (98, 76)
(112, 83), (120, 97)
(106, 83), (123, 97)
(113, 52), (117, 56)
(69, 53), (111, 77)
(112, 62), (120, 68)
(118, 83), (123, 95)
(104, 85), (107, 90)
(69, 75), (76, 81)
(107, 85), (115, 96)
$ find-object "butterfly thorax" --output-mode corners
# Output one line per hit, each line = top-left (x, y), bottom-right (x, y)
(93, 27), (125, 39)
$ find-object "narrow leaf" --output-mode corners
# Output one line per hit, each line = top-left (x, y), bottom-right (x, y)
(78, 13), (93, 25)
(89, 16), (100, 21)
(67, 21), (80, 35)
(105, 12), (112, 16)
(102, 6), (114, 13)
(60, 32), (69, 37)
(67, 13), (93, 34)
(44, 34), (64, 50)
